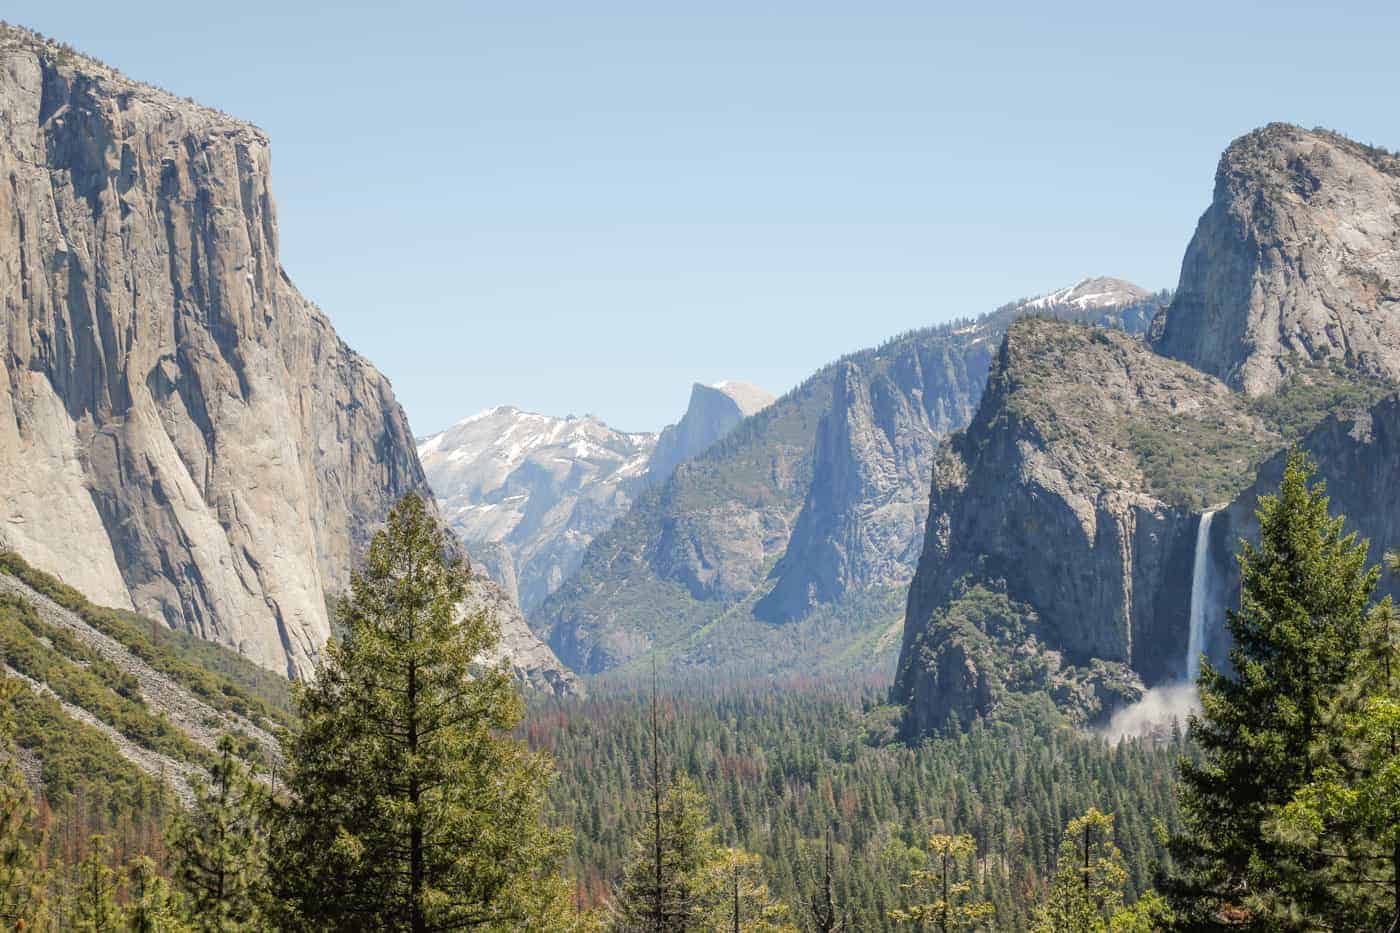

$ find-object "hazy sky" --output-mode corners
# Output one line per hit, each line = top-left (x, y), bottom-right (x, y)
(11, 2), (1400, 433)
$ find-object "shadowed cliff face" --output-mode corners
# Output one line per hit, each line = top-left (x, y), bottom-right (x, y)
(893, 319), (1280, 735)
(0, 28), (575, 691)
(1153, 124), (1400, 396)
(1212, 394), (1400, 656)
(538, 287), (1164, 677)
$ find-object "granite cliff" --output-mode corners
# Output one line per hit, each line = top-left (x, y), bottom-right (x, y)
(418, 380), (773, 613)
(892, 319), (1280, 733)
(1153, 124), (1400, 395)
(538, 283), (1164, 678)
(896, 125), (1400, 734)
(645, 381), (775, 484)
(0, 26), (574, 692)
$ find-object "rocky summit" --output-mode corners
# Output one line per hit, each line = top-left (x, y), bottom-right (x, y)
(418, 407), (658, 612)
(1153, 124), (1400, 396)
(892, 318), (1281, 733)
(418, 380), (772, 613)
(893, 124), (1400, 736)
(537, 283), (1164, 678)
(0, 26), (573, 693)
(645, 381), (775, 483)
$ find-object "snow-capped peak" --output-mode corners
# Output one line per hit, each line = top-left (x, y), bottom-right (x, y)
(1021, 277), (1151, 312)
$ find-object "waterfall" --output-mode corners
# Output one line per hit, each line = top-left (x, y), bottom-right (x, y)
(1185, 510), (1217, 683)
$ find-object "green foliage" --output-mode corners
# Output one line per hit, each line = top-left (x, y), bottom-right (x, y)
(1248, 360), (1398, 441)
(67, 835), (121, 932)
(168, 736), (268, 930)
(0, 678), (49, 931)
(1268, 559), (1400, 930)
(530, 683), (1182, 931)
(270, 493), (569, 931)
(0, 552), (291, 728)
(4, 680), (168, 823)
(0, 594), (211, 768)
(697, 847), (796, 932)
(613, 774), (718, 931)
(900, 584), (1143, 730)
(612, 764), (792, 933)
(1030, 808), (1127, 933)
(888, 833), (993, 930)
(126, 856), (188, 932)
(1125, 419), (1272, 509)
(1107, 890), (1173, 932)
(1170, 450), (1381, 929)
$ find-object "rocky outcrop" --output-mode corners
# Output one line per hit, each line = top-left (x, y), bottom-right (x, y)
(1153, 124), (1400, 396)
(753, 349), (965, 623)
(0, 27), (574, 693)
(645, 381), (775, 484)
(893, 319), (1281, 734)
(418, 407), (657, 611)
(540, 286), (1165, 676)
(1208, 393), (1400, 660)
(464, 576), (581, 696)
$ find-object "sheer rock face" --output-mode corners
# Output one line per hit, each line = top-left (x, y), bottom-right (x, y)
(893, 319), (1279, 734)
(0, 29), (575, 692)
(645, 381), (775, 484)
(539, 287), (1163, 676)
(1153, 124), (1400, 396)
(1213, 394), (1400, 656)
(752, 354), (960, 624)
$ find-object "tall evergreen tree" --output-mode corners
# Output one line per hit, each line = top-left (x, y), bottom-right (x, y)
(612, 775), (716, 931)
(697, 847), (794, 933)
(1169, 450), (1379, 929)
(1031, 808), (1127, 933)
(269, 493), (567, 931)
(125, 856), (187, 932)
(807, 830), (846, 933)
(68, 836), (121, 932)
(1272, 553), (1400, 930)
(888, 832), (993, 931)
(168, 735), (267, 930)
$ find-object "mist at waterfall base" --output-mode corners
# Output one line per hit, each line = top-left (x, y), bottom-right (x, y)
(1101, 511), (1218, 743)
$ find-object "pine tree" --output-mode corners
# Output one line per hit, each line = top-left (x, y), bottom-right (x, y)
(1107, 891), (1174, 932)
(1271, 552), (1400, 930)
(168, 736), (267, 930)
(888, 833), (993, 931)
(1030, 808), (1127, 933)
(0, 678), (47, 932)
(1169, 450), (1379, 929)
(125, 856), (187, 932)
(269, 493), (568, 931)
(613, 775), (717, 931)
(807, 829), (846, 933)
(68, 836), (121, 932)
(697, 847), (794, 933)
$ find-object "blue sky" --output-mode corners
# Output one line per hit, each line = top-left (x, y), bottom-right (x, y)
(11, 2), (1400, 433)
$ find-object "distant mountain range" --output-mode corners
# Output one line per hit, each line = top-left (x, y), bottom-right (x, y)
(533, 280), (1168, 681)
(418, 382), (774, 611)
